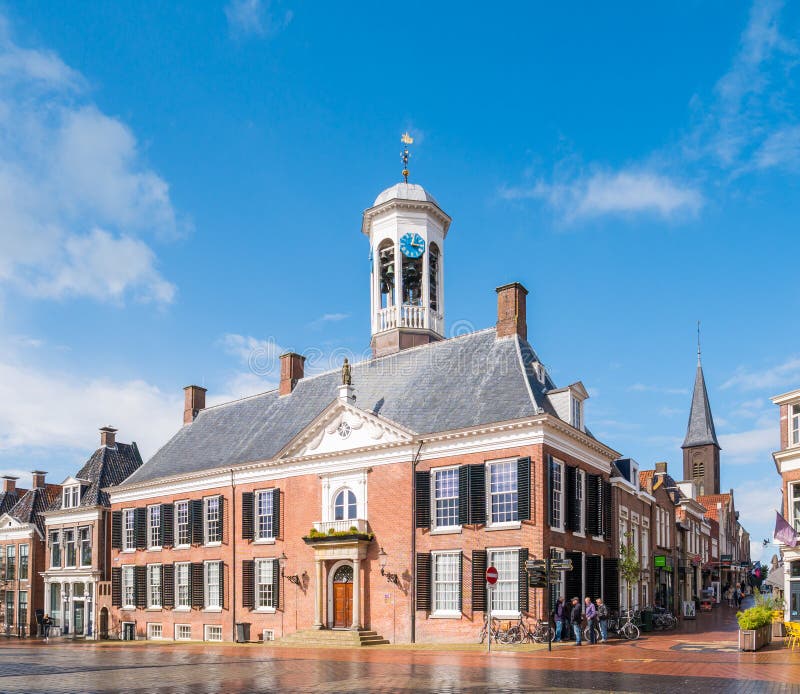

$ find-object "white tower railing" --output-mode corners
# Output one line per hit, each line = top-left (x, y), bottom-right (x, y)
(374, 305), (443, 335)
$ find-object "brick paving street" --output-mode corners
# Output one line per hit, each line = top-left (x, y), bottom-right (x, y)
(1, 605), (798, 693)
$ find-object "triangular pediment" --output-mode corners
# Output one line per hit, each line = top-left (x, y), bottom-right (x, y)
(278, 399), (415, 459)
(0, 513), (25, 530)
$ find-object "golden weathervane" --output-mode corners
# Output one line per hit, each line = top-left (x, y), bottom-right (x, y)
(401, 132), (414, 183)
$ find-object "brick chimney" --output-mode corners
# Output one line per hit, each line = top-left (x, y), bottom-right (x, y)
(496, 282), (528, 341)
(183, 385), (207, 425)
(31, 471), (46, 489)
(655, 461), (668, 475)
(280, 352), (305, 396)
(100, 426), (117, 447)
(2, 476), (17, 493)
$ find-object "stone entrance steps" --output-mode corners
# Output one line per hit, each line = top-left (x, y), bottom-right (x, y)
(275, 628), (389, 647)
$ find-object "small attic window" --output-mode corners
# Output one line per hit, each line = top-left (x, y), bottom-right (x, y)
(63, 485), (80, 509)
(571, 398), (583, 430)
(534, 362), (544, 384)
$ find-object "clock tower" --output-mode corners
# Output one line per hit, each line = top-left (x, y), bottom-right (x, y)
(362, 180), (451, 358)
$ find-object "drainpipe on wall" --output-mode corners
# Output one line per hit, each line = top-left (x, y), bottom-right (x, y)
(410, 440), (424, 644)
(230, 469), (237, 643)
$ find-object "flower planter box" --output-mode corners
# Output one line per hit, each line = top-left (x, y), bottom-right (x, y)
(772, 621), (785, 639)
(739, 624), (772, 651)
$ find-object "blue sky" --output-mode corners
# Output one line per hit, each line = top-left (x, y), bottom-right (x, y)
(1, 1), (799, 563)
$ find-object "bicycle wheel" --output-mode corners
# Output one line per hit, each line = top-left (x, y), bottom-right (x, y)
(623, 622), (640, 640)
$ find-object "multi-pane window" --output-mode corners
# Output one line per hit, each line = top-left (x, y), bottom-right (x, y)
(147, 564), (162, 608)
(18, 591), (27, 627)
(147, 623), (162, 639)
(432, 552), (461, 614)
(79, 528), (91, 566)
(550, 459), (564, 530)
(123, 509), (135, 551)
(148, 505), (161, 549)
(63, 485), (80, 509)
(175, 563), (190, 608)
(333, 489), (357, 521)
(0, 545), (4, 580)
(204, 561), (221, 608)
(19, 544), (28, 580)
(5, 591), (13, 626)
(204, 497), (221, 544)
(175, 624), (192, 640)
(572, 398), (582, 429)
(6, 545), (15, 580)
(64, 530), (76, 567)
(488, 461), (518, 524)
(256, 491), (274, 540)
(50, 531), (61, 568)
(204, 625), (222, 641)
(433, 468), (459, 528)
(791, 483), (800, 533)
(175, 501), (190, 546)
(122, 566), (135, 608)
(549, 547), (565, 604)
(488, 549), (519, 614)
(576, 470), (585, 534)
(255, 559), (275, 608)
(792, 403), (800, 446)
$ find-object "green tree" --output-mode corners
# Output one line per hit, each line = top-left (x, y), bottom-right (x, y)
(619, 530), (641, 612)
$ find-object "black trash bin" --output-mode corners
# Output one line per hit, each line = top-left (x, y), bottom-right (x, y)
(235, 622), (251, 643)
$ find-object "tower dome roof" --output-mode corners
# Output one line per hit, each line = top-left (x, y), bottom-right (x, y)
(373, 182), (439, 207)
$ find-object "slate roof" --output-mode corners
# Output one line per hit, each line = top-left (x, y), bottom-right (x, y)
(124, 329), (575, 487)
(9, 485), (62, 535)
(0, 488), (26, 516)
(51, 442), (144, 510)
(682, 363), (720, 449)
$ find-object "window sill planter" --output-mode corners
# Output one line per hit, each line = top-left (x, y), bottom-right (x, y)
(303, 531), (374, 545)
(738, 624), (772, 651)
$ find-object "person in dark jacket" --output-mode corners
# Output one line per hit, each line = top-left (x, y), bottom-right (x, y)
(570, 597), (582, 646)
(596, 598), (609, 643)
(41, 615), (52, 642)
(553, 597), (566, 642)
(584, 597), (597, 644)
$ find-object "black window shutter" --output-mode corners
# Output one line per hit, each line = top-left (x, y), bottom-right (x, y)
(415, 470), (431, 528)
(416, 553), (432, 611)
(602, 480), (612, 540)
(546, 456), (553, 526)
(472, 549), (487, 611)
(586, 475), (600, 536)
(219, 496), (227, 544)
(242, 560), (255, 609)
(458, 466), (469, 525)
(218, 563), (225, 608)
(135, 565), (147, 608)
(518, 549), (529, 612)
(565, 465), (577, 531)
(191, 500), (204, 545)
(162, 504), (174, 548)
(517, 457), (531, 521)
(603, 558), (619, 611)
(272, 488), (280, 539)
(242, 492), (254, 540)
(134, 507), (147, 549)
(162, 564), (175, 608)
(111, 567), (121, 607)
(111, 511), (122, 550)
(191, 563), (204, 608)
(272, 558), (280, 609)
(468, 464), (486, 525)
(457, 553), (463, 614)
(565, 551), (582, 600)
(585, 555), (601, 601)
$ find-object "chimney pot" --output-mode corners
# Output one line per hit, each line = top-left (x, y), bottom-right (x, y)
(655, 461), (668, 475)
(31, 471), (47, 489)
(495, 282), (528, 341)
(183, 385), (207, 425)
(279, 352), (306, 396)
(99, 426), (117, 447)
(1, 476), (17, 493)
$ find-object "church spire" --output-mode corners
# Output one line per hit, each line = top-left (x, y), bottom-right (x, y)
(682, 354), (720, 450)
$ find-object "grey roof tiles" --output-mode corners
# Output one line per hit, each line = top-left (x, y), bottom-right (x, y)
(682, 364), (720, 449)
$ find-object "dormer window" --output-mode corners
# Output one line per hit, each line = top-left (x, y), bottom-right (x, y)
(63, 485), (80, 509)
(571, 398), (583, 430)
(791, 403), (800, 447)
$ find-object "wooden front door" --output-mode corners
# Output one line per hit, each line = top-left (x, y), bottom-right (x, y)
(333, 582), (353, 628)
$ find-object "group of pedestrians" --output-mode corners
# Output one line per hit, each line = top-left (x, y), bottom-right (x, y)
(552, 595), (609, 646)
(724, 582), (747, 608)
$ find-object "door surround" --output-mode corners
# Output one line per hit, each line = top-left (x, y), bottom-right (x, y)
(327, 559), (354, 628)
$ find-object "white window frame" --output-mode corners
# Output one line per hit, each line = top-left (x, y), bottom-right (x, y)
(487, 547), (520, 619)
(431, 466), (461, 532)
(63, 529), (76, 568)
(175, 501), (190, 547)
(49, 530), (61, 568)
(175, 624), (192, 641)
(486, 459), (520, 528)
(549, 547), (566, 603)
(255, 490), (275, 542)
(174, 562), (191, 610)
(122, 565), (136, 609)
(571, 397), (582, 430)
(147, 564), (162, 609)
(575, 469), (586, 536)
(123, 508), (136, 552)
(204, 496), (221, 546)
(332, 488), (357, 522)
(204, 624), (223, 642)
(431, 551), (461, 617)
(204, 560), (222, 610)
(63, 485), (80, 509)
(790, 482), (800, 533)
(791, 403), (800, 447)
(549, 458), (565, 532)
(147, 505), (161, 550)
(78, 527), (91, 567)
(147, 623), (163, 640)
(641, 526), (649, 570)
(254, 558), (276, 611)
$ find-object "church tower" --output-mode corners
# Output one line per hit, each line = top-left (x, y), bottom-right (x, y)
(361, 137), (451, 358)
(681, 350), (721, 496)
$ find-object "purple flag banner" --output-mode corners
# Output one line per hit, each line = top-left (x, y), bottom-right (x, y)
(775, 511), (798, 547)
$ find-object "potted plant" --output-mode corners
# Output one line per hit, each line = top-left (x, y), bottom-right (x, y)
(737, 604), (773, 651)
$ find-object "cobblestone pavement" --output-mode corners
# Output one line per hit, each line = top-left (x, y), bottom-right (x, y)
(2, 605), (799, 693)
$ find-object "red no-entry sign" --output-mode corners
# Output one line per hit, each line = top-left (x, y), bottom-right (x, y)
(486, 566), (498, 585)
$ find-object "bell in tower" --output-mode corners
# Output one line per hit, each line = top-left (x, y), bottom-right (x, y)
(361, 135), (452, 358)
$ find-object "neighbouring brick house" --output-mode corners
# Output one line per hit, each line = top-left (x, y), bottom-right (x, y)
(42, 427), (143, 638)
(104, 181), (622, 643)
(0, 472), (60, 637)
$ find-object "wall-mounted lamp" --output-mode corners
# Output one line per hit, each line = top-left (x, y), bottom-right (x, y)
(378, 546), (400, 586)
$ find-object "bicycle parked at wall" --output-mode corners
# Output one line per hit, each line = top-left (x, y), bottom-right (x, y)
(585, 608), (640, 641)
(500, 616), (554, 644)
(651, 606), (678, 630)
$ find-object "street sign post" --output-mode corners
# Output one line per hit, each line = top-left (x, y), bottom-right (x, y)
(486, 566), (498, 653)
(526, 556), (575, 652)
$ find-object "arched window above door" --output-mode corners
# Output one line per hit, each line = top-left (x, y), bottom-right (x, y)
(333, 489), (357, 521)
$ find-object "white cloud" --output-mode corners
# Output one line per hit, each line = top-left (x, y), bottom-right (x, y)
(308, 312), (350, 329)
(721, 356), (800, 391)
(225, 0), (292, 39)
(502, 169), (702, 222)
(0, 15), (183, 304)
(753, 124), (800, 170)
(628, 383), (689, 395)
(718, 426), (777, 464)
(734, 478), (783, 564)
